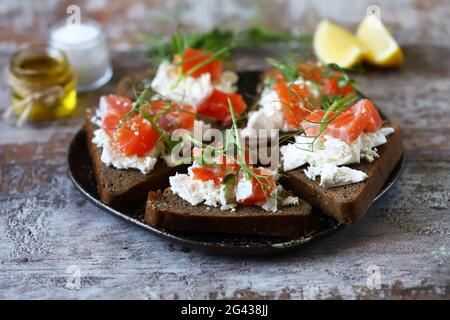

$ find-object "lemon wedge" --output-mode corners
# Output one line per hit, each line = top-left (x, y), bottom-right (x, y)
(356, 14), (404, 67)
(313, 20), (364, 69)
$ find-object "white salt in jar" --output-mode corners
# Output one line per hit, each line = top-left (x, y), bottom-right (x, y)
(49, 20), (112, 92)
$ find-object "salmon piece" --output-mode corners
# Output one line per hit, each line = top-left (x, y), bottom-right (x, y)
(297, 61), (355, 96)
(101, 95), (133, 137)
(141, 101), (195, 132)
(192, 167), (222, 184)
(113, 116), (160, 157)
(273, 82), (315, 128)
(176, 48), (222, 82)
(237, 168), (277, 206)
(197, 89), (247, 124)
(107, 99), (197, 157)
(322, 110), (365, 144)
(298, 61), (324, 82)
(267, 69), (287, 83)
(302, 107), (365, 144)
(321, 78), (355, 96)
(350, 99), (382, 132)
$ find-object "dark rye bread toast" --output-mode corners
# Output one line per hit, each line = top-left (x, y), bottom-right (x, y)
(144, 189), (316, 238)
(85, 109), (187, 207)
(280, 121), (403, 224)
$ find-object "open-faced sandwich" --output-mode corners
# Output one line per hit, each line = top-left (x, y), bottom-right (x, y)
(86, 88), (199, 206)
(136, 31), (248, 126)
(144, 152), (316, 237)
(144, 108), (315, 238)
(280, 100), (403, 224)
(258, 61), (404, 224)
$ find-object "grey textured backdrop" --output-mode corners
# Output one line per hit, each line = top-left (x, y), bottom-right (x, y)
(1, 0), (450, 49)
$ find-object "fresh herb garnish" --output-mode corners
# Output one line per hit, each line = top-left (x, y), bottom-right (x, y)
(325, 63), (357, 89)
(266, 57), (300, 83)
(136, 27), (233, 65)
(137, 26), (312, 65)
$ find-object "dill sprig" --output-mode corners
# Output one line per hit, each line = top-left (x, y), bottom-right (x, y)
(324, 63), (366, 90)
(266, 57), (300, 83)
(136, 27), (233, 66)
(317, 95), (358, 134)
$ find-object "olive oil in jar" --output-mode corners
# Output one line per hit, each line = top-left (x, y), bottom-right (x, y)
(8, 45), (76, 122)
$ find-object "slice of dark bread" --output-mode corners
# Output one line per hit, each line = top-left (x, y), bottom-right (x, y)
(280, 121), (403, 224)
(144, 188), (316, 238)
(85, 109), (187, 207)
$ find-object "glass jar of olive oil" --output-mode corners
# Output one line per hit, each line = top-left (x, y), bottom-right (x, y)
(8, 45), (77, 122)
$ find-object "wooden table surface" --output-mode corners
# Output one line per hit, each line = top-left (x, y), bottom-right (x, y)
(0, 45), (449, 300)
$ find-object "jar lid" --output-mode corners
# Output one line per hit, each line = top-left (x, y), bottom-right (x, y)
(49, 20), (104, 50)
(10, 44), (69, 77)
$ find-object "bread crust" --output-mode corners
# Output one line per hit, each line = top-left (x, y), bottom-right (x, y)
(144, 188), (316, 238)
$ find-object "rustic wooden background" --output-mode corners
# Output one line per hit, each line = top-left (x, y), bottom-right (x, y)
(0, 0), (449, 299)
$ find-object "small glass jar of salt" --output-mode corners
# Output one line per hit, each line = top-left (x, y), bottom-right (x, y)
(49, 20), (112, 92)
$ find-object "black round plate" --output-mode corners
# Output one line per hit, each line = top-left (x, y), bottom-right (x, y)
(68, 128), (404, 255)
